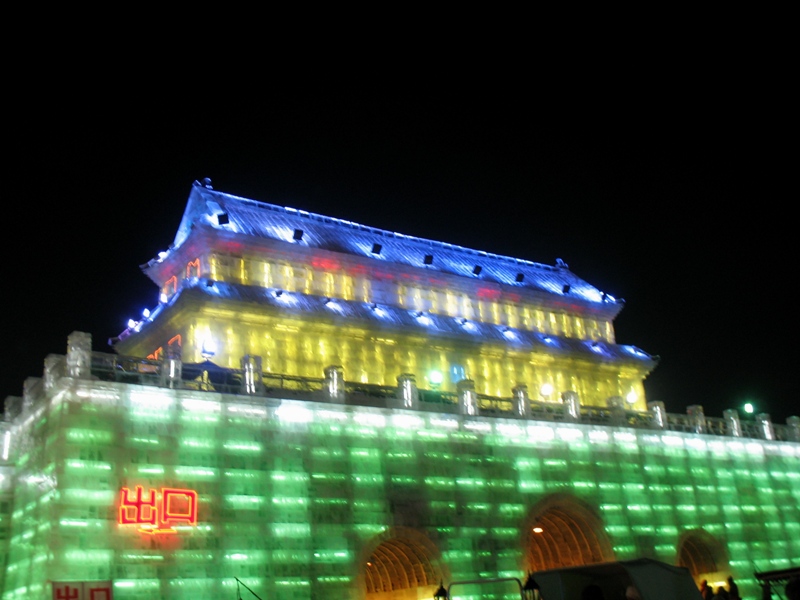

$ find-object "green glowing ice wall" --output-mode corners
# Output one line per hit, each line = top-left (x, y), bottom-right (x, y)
(2, 380), (799, 600)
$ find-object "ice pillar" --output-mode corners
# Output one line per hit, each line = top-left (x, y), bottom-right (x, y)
(324, 365), (345, 403)
(44, 354), (63, 391)
(512, 384), (530, 419)
(66, 331), (92, 379)
(241, 355), (263, 395)
(787, 416), (800, 442)
(687, 405), (706, 434)
(648, 401), (667, 429)
(161, 345), (183, 389)
(757, 413), (775, 441)
(562, 391), (580, 422)
(607, 396), (626, 426)
(396, 373), (419, 410)
(457, 379), (479, 416)
(3, 397), (22, 422)
(22, 377), (40, 413)
(723, 409), (742, 437)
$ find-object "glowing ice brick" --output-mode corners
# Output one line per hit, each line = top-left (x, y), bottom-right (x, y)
(276, 405), (314, 423)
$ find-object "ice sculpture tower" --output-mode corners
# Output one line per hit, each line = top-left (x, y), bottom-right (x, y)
(112, 179), (657, 411)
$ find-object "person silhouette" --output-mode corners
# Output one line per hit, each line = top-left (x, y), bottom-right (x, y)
(786, 575), (800, 600)
(625, 584), (642, 600)
(711, 585), (729, 600)
(727, 576), (740, 600)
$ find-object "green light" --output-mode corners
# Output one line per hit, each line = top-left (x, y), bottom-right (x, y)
(744, 402), (755, 414)
(138, 465), (164, 475)
(390, 476), (417, 484)
(66, 429), (113, 443)
(65, 460), (112, 471)
(182, 438), (214, 449)
(316, 576), (352, 583)
(59, 519), (89, 528)
(174, 467), (217, 478)
(428, 370), (443, 385)
(222, 442), (262, 452)
(272, 496), (307, 506)
(270, 524), (311, 537)
(130, 436), (160, 446)
(225, 495), (267, 507)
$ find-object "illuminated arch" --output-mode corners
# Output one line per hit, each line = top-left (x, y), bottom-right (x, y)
(357, 527), (448, 600)
(521, 493), (615, 571)
(677, 528), (729, 584)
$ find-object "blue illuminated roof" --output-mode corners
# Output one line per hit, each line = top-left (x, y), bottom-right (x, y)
(162, 182), (621, 310)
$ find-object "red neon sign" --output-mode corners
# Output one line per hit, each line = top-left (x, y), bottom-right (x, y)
(53, 581), (113, 600)
(148, 335), (182, 360)
(118, 486), (198, 534)
(311, 256), (341, 271)
(186, 258), (201, 278)
(163, 276), (177, 295)
(476, 286), (502, 300)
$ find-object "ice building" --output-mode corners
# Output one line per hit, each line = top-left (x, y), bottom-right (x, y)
(1, 180), (799, 600)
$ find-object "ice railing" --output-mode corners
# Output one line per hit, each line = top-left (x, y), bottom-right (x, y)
(6, 332), (797, 444)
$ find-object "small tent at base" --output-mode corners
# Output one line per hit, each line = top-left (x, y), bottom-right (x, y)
(532, 558), (703, 600)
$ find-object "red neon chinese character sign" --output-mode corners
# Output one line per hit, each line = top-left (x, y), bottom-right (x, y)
(186, 258), (201, 279)
(53, 583), (81, 600)
(118, 486), (197, 534)
(53, 581), (113, 600)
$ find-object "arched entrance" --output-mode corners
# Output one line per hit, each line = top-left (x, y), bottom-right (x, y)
(522, 493), (615, 571)
(360, 527), (447, 600)
(677, 528), (729, 585)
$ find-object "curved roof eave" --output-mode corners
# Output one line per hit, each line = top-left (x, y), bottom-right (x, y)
(120, 279), (657, 373)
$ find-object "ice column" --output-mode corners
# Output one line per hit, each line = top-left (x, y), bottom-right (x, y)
(512, 384), (530, 419)
(687, 405), (706, 434)
(607, 396), (626, 426)
(1, 421), (11, 462)
(66, 331), (92, 379)
(324, 365), (345, 403)
(241, 355), (264, 395)
(396, 373), (419, 410)
(723, 409), (742, 437)
(3, 397), (22, 422)
(757, 413), (775, 441)
(44, 354), (63, 392)
(162, 345), (183, 389)
(22, 377), (39, 412)
(647, 401), (667, 429)
(457, 379), (479, 416)
(562, 391), (580, 422)
(787, 416), (800, 442)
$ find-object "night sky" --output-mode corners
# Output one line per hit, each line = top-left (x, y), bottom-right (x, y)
(3, 93), (795, 425)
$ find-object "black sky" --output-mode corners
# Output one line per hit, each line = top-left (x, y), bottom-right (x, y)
(2, 92), (796, 425)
